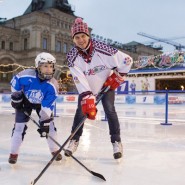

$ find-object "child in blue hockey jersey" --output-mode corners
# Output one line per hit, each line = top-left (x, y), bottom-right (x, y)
(9, 52), (62, 164)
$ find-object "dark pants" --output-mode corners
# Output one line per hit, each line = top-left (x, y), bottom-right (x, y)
(12, 97), (41, 140)
(15, 96), (41, 123)
(71, 90), (121, 143)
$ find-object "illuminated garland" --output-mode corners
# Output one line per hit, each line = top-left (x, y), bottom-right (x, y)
(133, 51), (185, 70)
(0, 51), (184, 74)
(0, 63), (69, 74)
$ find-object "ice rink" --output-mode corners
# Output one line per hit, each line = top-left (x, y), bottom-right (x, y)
(0, 103), (185, 185)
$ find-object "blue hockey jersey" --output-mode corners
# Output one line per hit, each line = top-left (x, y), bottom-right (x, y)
(10, 69), (59, 120)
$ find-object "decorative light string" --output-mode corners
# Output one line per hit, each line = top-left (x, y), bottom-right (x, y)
(132, 51), (185, 70)
(0, 63), (69, 74)
(0, 51), (184, 74)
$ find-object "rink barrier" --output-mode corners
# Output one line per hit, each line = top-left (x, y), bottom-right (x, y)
(0, 90), (185, 125)
(160, 91), (172, 126)
(98, 90), (185, 124)
(54, 102), (59, 117)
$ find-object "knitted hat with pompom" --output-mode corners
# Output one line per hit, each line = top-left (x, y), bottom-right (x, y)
(71, 18), (89, 38)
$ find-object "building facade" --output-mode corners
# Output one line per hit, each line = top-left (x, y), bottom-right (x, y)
(0, 0), (162, 92)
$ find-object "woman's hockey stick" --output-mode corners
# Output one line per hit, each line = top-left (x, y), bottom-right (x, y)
(30, 86), (110, 185)
(23, 111), (106, 181)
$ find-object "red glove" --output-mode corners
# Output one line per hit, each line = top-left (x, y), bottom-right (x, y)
(81, 95), (97, 120)
(104, 71), (125, 90)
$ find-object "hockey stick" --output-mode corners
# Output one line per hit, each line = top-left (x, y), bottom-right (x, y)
(23, 111), (106, 181)
(30, 86), (110, 185)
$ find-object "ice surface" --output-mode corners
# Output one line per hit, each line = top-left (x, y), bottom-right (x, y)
(0, 104), (185, 185)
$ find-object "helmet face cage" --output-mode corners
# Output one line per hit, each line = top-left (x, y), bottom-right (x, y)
(35, 52), (56, 80)
(37, 64), (55, 80)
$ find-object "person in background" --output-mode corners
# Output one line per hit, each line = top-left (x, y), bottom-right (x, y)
(130, 80), (136, 94)
(144, 78), (150, 94)
(141, 80), (145, 94)
(64, 18), (133, 160)
(9, 52), (62, 164)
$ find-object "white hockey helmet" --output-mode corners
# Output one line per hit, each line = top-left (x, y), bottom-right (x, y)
(35, 52), (56, 80)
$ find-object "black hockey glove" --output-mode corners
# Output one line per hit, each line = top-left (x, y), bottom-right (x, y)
(11, 91), (24, 110)
(37, 118), (53, 138)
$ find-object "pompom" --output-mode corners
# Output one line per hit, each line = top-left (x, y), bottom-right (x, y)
(75, 18), (83, 24)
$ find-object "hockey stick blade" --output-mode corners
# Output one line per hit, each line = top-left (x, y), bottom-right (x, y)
(64, 150), (106, 181)
(90, 171), (106, 181)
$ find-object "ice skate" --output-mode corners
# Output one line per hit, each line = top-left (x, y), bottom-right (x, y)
(64, 140), (79, 157)
(112, 141), (123, 162)
(8, 154), (18, 164)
